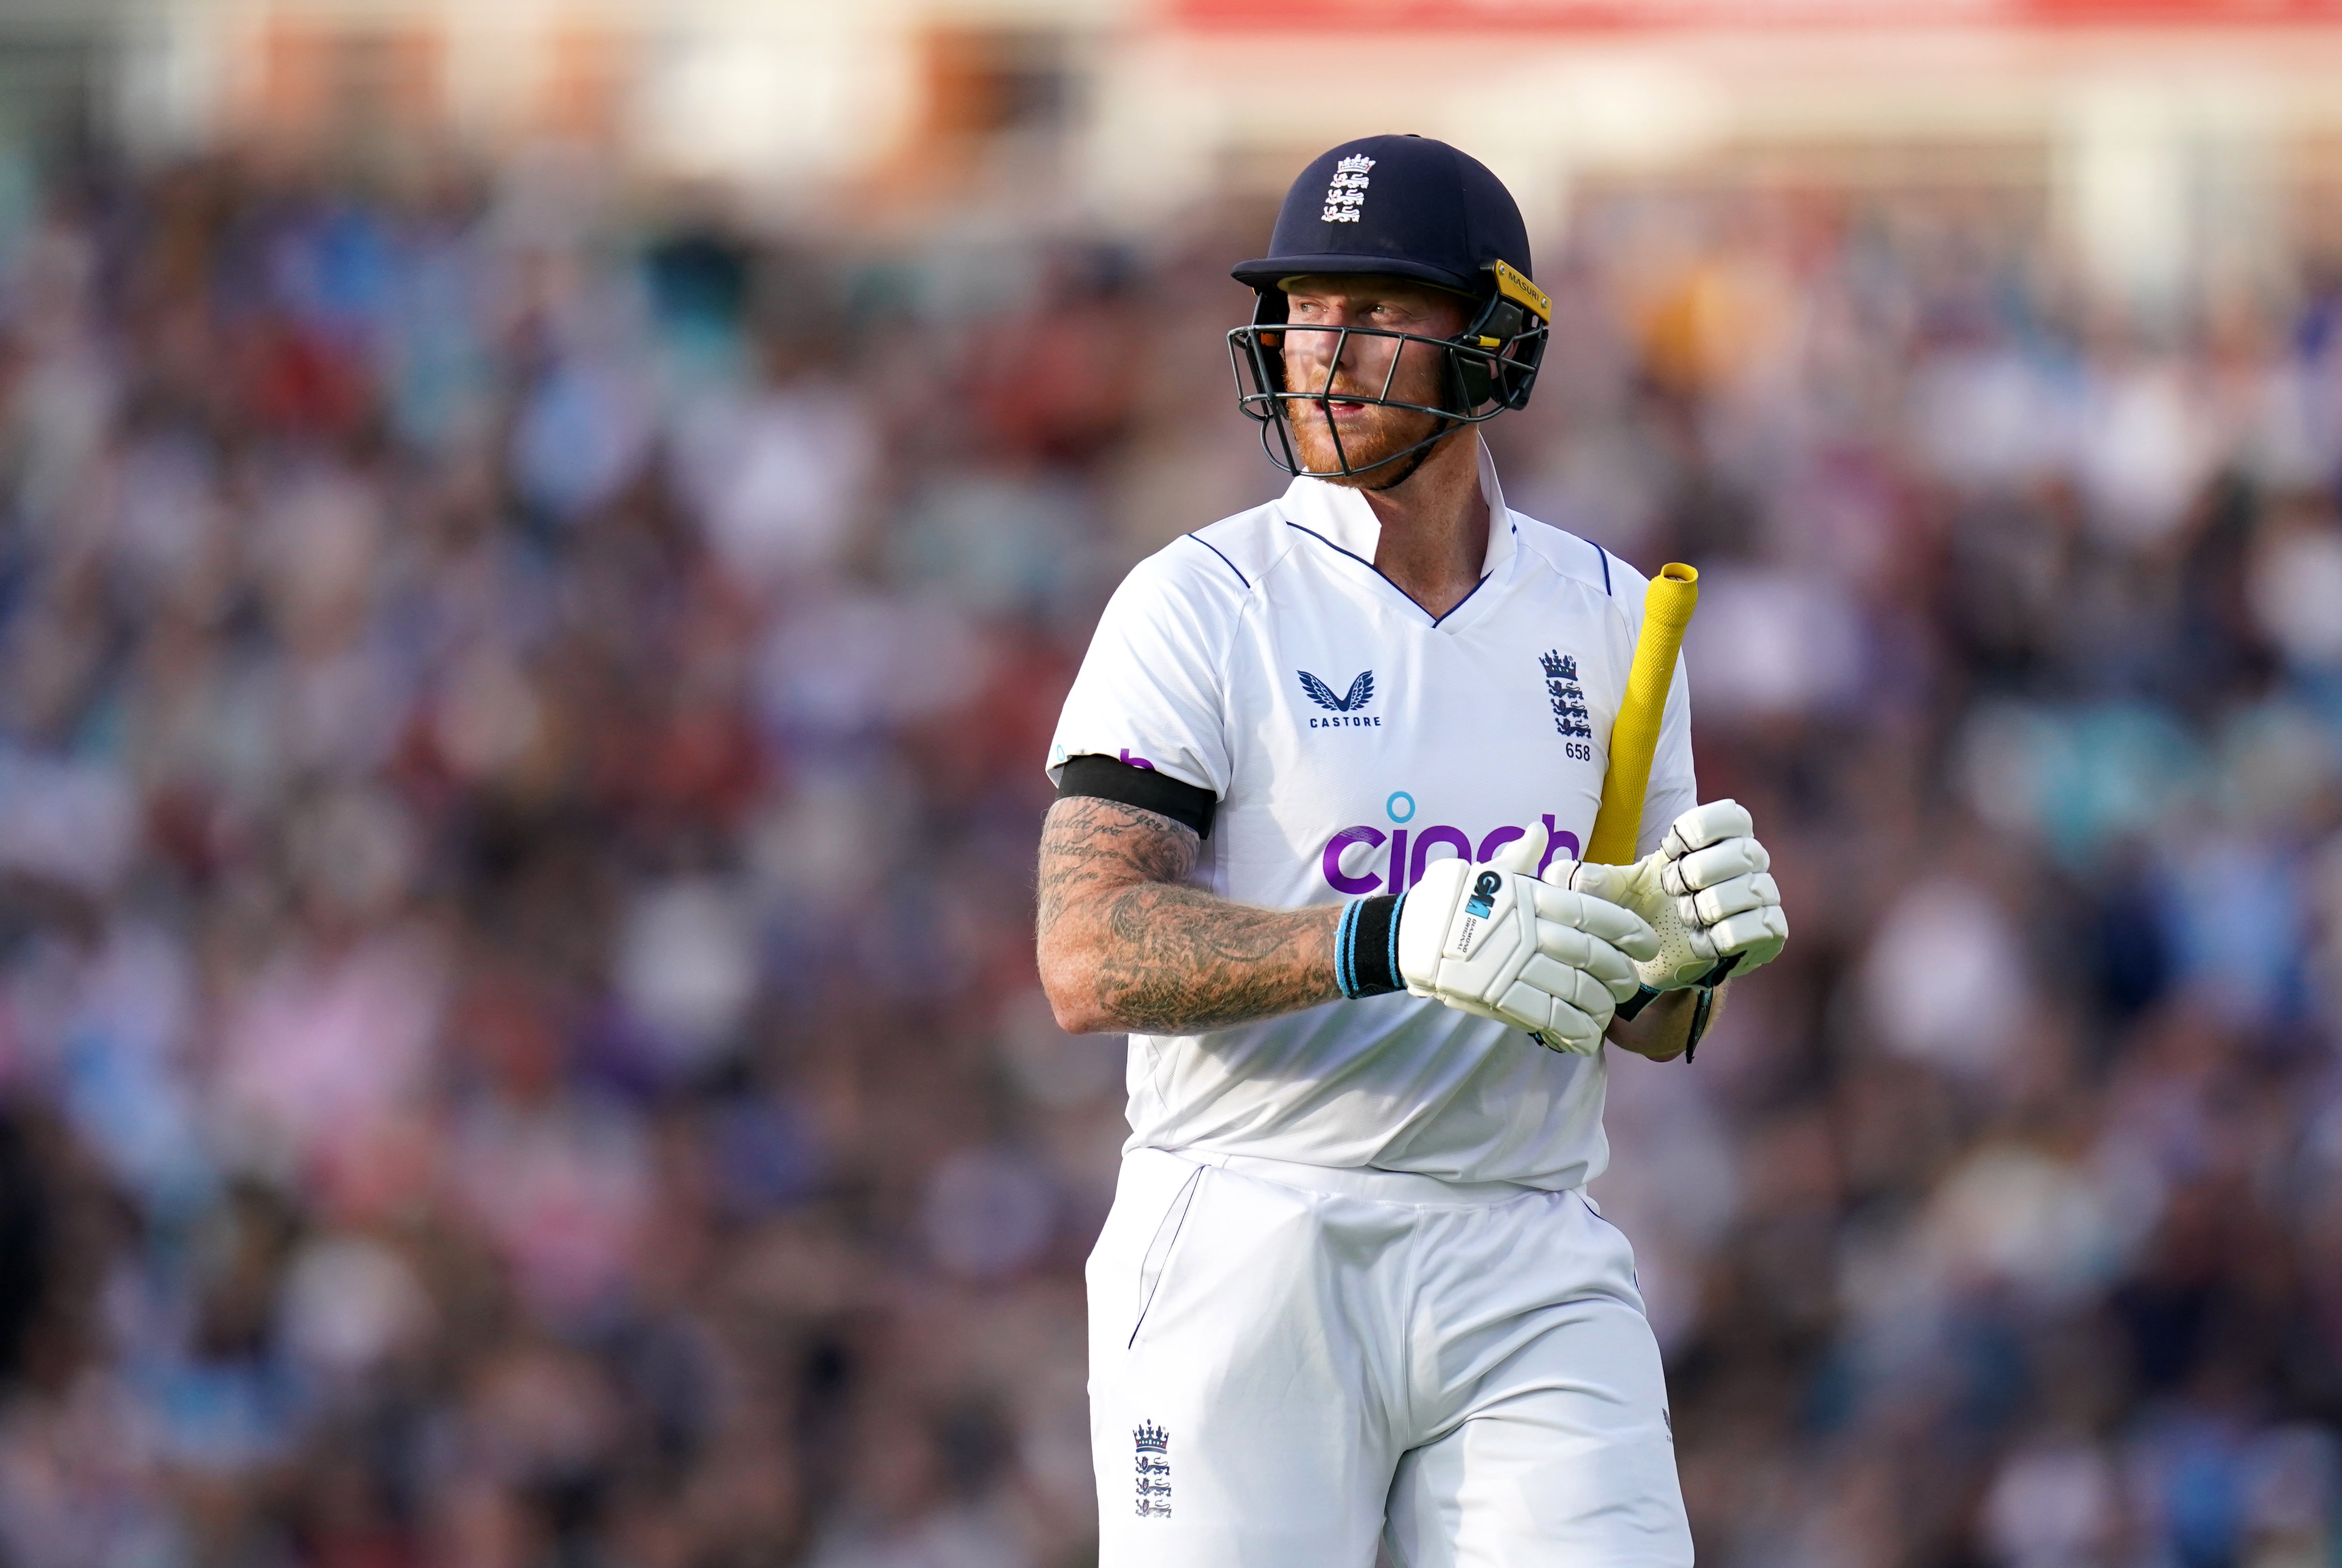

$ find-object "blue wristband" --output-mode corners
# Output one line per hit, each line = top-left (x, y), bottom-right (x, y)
(1337, 894), (1405, 999)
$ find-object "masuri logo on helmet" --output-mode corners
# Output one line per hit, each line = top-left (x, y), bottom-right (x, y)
(1229, 133), (1550, 488)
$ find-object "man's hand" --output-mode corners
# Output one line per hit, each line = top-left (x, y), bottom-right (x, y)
(1397, 830), (1660, 1055)
(1559, 799), (1787, 996)
(1658, 799), (1787, 972)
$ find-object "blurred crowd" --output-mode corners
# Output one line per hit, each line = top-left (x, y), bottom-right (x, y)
(0, 146), (2336, 1568)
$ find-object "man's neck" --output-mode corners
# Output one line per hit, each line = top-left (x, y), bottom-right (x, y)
(1364, 431), (1487, 620)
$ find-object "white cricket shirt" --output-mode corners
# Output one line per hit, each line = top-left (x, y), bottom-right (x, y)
(1047, 441), (1695, 1190)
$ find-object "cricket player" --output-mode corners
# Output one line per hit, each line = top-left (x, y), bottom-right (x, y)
(1035, 135), (1789, 1568)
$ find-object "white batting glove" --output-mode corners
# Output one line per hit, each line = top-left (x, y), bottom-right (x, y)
(1658, 800), (1787, 974)
(1557, 799), (1787, 995)
(1396, 828), (1660, 1054)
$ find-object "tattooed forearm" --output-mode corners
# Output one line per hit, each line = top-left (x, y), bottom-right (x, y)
(1089, 880), (1341, 1033)
(1036, 795), (1342, 1034)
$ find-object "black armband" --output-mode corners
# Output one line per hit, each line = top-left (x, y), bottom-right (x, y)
(1056, 754), (1217, 838)
(1336, 894), (1405, 999)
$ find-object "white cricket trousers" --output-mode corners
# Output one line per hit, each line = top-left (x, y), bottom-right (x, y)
(1087, 1149), (1694, 1568)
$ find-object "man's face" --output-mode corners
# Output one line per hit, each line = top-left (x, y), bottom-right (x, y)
(1277, 276), (1469, 485)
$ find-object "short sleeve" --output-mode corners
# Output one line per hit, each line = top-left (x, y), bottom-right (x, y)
(1635, 649), (1697, 857)
(1047, 544), (1241, 799)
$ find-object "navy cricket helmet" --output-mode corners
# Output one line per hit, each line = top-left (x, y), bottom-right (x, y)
(1228, 134), (1550, 485)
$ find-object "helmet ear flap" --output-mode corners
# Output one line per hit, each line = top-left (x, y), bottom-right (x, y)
(1452, 295), (1528, 411)
(1250, 288), (1290, 394)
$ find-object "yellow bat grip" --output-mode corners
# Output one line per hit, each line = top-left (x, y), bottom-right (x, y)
(1585, 563), (1699, 866)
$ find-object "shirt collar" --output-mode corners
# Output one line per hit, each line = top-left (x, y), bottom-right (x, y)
(1281, 434), (1517, 582)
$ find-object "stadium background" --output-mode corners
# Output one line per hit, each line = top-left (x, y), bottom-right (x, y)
(0, 1), (2340, 1564)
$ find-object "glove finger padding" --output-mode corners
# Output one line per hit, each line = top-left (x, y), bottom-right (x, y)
(1662, 836), (1770, 896)
(1686, 871), (1780, 926)
(1530, 882), (1660, 961)
(1519, 997), (1607, 1056)
(1651, 799), (1790, 983)
(1660, 799), (1754, 859)
(1519, 950), (1629, 1014)
(1554, 858), (1628, 900)
(1694, 904), (1788, 972)
(1530, 921), (1640, 1002)
(1394, 833), (1641, 1050)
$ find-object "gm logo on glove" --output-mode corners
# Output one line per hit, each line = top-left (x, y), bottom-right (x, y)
(1395, 828), (1660, 1055)
(1464, 871), (1500, 919)
(1448, 871), (1505, 958)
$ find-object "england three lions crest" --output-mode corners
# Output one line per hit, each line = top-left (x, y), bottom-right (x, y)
(1133, 1422), (1171, 1518)
(1321, 154), (1374, 224)
(1539, 650), (1592, 740)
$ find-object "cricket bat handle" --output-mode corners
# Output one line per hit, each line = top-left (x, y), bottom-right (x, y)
(1584, 563), (1699, 866)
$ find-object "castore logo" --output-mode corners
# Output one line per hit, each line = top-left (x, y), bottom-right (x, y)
(1297, 668), (1381, 729)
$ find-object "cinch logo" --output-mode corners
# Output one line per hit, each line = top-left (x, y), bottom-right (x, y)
(1298, 669), (1380, 728)
(1320, 792), (1583, 896)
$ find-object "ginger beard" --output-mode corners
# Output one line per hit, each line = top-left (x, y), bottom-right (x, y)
(1277, 327), (1460, 488)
